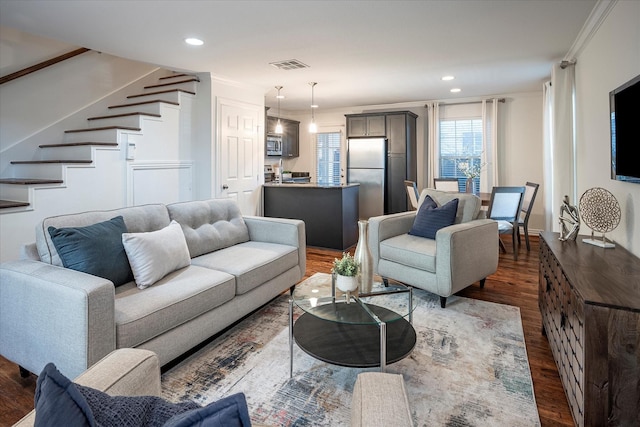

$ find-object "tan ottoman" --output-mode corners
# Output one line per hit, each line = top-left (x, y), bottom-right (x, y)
(351, 372), (413, 427)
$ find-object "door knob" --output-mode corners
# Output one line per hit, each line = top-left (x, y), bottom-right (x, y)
(222, 184), (229, 190)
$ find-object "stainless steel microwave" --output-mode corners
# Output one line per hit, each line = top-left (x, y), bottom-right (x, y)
(266, 134), (282, 156)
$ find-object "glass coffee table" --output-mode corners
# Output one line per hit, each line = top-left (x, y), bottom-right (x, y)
(289, 273), (416, 377)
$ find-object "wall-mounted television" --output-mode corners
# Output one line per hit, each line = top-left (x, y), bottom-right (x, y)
(610, 74), (640, 183)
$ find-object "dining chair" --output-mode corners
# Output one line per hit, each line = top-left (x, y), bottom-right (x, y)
(487, 186), (526, 261)
(404, 180), (419, 210)
(433, 178), (460, 192)
(517, 182), (540, 251)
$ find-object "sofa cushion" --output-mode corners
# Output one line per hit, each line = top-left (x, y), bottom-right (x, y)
(191, 241), (299, 295)
(167, 199), (250, 258)
(114, 266), (235, 348)
(37, 204), (170, 266)
(47, 216), (133, 287)
(409, 196), (458, 239)
(122, 221), (191, 289)
(380, 233), (437, 273)
(419, 189), (481, 224)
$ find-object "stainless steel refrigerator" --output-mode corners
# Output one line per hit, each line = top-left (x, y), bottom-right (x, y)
(347, 138), (387, 220)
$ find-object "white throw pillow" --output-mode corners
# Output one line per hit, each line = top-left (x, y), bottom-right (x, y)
(122, 220), (191, 289)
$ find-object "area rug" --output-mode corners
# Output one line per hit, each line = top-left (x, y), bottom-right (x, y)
(161, 273), (540, 426)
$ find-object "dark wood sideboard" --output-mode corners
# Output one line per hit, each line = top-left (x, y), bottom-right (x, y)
(538, 232), (640, 427)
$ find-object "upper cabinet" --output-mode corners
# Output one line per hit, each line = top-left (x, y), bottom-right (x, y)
(266, 116), (300, 158)
(346, 114), (386, 137)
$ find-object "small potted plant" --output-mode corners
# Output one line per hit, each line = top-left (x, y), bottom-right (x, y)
(332, 252), (359, 293)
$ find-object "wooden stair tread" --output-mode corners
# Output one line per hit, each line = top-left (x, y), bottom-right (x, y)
(144, 78), (199, 90)
(11, 160), (93, 164)
(0, 200), (30, 209)
(127, 88), (195, 99)
(87, 112), (161, 120)
(0, 178), (63, 185)
(109, 99), (179, 109)
(159, 73), (195, 80)
(65, 125), (140, 133)
(39, 142), (118, 148)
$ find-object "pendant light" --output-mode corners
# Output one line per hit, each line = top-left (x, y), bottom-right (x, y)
(275, 86), (284, 134)
(309, 82), (318, 133)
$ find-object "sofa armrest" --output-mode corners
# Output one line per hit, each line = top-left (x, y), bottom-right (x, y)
(13, 349), (160, 427)
(74, 348), (161, 396)
(435, 219), (499, 295)
(368, 212), (416, 274)
(0, 260), (116, 380)
(244, 216), (306, 276)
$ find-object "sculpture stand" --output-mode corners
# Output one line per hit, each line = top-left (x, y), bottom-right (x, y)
(583, 232), (615, 249)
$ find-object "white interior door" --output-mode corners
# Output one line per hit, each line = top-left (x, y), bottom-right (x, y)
(217, 98), (262, 215)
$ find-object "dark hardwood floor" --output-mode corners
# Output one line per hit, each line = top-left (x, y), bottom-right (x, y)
(0, 235), (573, 426)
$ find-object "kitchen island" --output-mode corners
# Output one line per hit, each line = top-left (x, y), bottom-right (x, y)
(263, 182), (359, 250)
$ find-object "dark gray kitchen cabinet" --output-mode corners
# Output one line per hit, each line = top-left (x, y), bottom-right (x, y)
(346, 114), (386, 137)
(266, 116), (299, 158)
(386, 112), (417, 213)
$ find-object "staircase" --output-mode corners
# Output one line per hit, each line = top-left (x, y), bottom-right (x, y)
(0, 73), (199, 212)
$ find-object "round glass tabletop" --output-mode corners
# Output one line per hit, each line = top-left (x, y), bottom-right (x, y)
(292, 272), (415, 325)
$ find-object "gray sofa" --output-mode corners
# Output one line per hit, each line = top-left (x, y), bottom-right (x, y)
(0, 198), (305, 380)
(368, 189), (498, 308)
(14, 349), (412, 427)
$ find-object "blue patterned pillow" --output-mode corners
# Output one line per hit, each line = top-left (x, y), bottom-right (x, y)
(409, 196), (459, 239)
(48, 216), (133, 287)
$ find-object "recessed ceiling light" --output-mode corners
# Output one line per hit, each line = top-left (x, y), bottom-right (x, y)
(185, 38), (204, 46)
(442, 76), (455, 81)
(450, 88), (461, 93)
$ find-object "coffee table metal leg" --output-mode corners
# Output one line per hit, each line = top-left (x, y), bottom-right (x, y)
(289, 298), (294, 378)
(409, 286), (413, 324)
(380, 321), (387, 372)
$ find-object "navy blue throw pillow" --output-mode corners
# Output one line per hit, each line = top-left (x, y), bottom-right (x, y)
(409, 196), (459, 239)
(164, 393), (252, 427)
(48, 216), (133, 287)
(34, 363), (94, 427)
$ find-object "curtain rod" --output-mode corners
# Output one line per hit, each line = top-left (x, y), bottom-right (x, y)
(425, 98), (506, 108)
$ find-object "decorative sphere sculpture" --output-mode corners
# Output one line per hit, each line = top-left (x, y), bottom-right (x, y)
(579, 187), (621, 248)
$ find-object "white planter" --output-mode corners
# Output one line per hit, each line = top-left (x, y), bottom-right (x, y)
(336, 274), (358, 292)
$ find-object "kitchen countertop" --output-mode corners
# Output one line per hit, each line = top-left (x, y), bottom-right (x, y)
(263, 182), (359, 189)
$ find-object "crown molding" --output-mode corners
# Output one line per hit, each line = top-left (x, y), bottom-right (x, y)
(564, 0), (617, 61)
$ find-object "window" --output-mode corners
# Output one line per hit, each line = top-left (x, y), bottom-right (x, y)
(439, 118), (483, 192)
(316, 132), (341, 185)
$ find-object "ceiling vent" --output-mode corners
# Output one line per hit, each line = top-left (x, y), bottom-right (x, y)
(269, 59), (309, 70)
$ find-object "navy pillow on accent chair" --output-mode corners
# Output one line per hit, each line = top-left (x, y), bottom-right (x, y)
(409, 195), (459, 239)
(48, 216), (133, 287)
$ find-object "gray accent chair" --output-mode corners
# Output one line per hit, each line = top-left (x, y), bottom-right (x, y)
(368, 189), (498, 308)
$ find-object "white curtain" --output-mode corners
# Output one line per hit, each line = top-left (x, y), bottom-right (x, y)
(481, 99), (499, 191)
(544, 63), (576, 232)
(426, 102), (440, 189)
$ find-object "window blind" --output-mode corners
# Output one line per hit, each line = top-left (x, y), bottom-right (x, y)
(439, 119), (483, 192)
(316, 132), (341, 185)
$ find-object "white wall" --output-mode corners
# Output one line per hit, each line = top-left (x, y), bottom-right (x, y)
(574, 0), (640, 256)
(279, 92), (545, 232)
